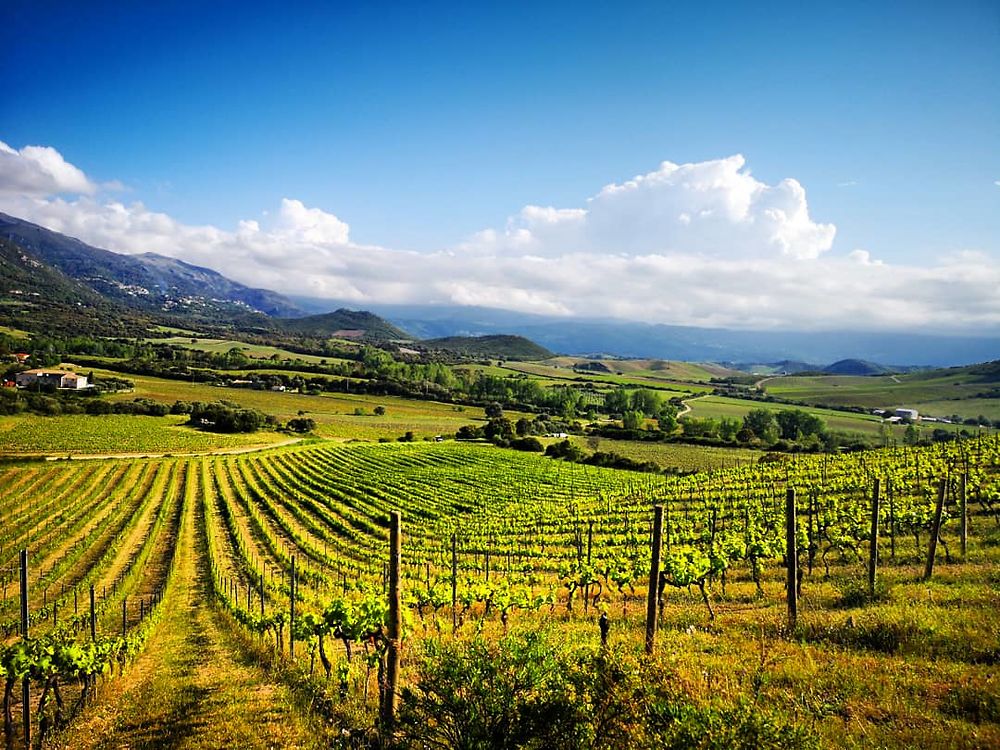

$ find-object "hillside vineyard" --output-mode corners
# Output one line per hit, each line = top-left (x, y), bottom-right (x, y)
(0, 435), (997, 746)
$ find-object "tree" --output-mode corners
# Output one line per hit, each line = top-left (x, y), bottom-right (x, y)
(287, 417), (316, 433)
(903, 424), (920, 446)
(485, 402), (504, 419)
(776, 409), (827, 442)
(374, 405), (386, 416)
(742, 409), (779, 444)
(484, 417), (514, 444)
(717, 417), (740, 441)
(657, 410), (678, 435)
(603, 388), (631, 416)
(629, 389), (663, 417)
(622, 410), (644, 431)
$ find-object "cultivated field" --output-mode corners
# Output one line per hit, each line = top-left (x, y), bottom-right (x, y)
(0, 434), (995, 748)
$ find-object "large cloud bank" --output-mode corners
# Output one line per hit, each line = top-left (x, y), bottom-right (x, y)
(1, 140), (996, 332)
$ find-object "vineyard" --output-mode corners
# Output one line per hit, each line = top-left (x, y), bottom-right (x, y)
(0, 435), (997, 748)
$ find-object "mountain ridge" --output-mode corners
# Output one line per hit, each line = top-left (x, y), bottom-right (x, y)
(0, 212), (303, 319)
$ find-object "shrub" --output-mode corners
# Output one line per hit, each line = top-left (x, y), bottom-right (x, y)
(286, 417), (316, 433)
(398, 633), (588, 749)
(397, 635), (819, 750)
(509, 437), (544, 452)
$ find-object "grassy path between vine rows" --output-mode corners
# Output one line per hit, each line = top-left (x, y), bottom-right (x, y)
(49, 476), (328, 750)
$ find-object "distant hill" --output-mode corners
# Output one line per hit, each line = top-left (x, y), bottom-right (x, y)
(278, 309), (411, 342)
(0, 212), (303, 320)
(420, 334), (553, 360)
(823, 359), (896, 376)
(288, 301), (1000, 368)
(0, 237), (147, 337)
(728, 360), (821, 375)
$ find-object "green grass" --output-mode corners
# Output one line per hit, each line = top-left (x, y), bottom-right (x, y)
(7, 435), (1000, 749)
(500, 360), (707, 395)
(568, 436), (760, 471)
(148, 324), (204, 336)
(0, 414), (287, 455)
(0, 324), (30, 339)
(152, 336), (352, 366)
(762, 370), (999, 422)
(87, 367), (500, 441)
(687, 395), (893, 436)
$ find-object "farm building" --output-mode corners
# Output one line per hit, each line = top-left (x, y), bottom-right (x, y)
(14, 369), (89, 389)
(894, 408), (919, 421)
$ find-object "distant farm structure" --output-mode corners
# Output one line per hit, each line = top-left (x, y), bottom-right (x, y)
(14, 368), (89, 390)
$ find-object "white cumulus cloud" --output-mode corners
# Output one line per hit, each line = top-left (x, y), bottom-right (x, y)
(467, 155), (836, 260)
(0, 141), (95, 196)
(0, 142), (996, 333)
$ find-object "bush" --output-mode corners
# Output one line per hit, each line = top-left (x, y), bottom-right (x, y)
(286, 417), (316, 433)
(397, 635), (819, 750)
(545, 439), (584, 461)
(398, 633), (588, 750)
(509, 436), (544, 452)
(187, 402), (270, 433)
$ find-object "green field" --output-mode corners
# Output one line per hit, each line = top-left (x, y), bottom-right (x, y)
(568, 435), (760, 471)
(0, 324), (29, 339)
(152, 336), (353, 366)
(85, 367), (501, 441)
(687, 394), (899, 436)
(0, 414), (288, 455)
(501, 360), (708, 395)
(762, 369), (999, 422)
(0, 436), (995, 749)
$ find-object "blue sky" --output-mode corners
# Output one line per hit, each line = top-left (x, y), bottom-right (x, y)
(1, 1), (998, 331)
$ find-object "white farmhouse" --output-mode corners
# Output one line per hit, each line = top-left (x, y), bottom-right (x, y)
(894, 408), (919, 421)
(15, 369), (89, 389)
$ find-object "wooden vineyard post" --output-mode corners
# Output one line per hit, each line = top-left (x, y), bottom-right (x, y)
(122, 598), (127, 636)
(451, 533), (457, 632)
(260, 571), (265, 618)
(90, 585), (96, 641)
(645, 505), (663, 655)
(20, 550), (30, 748)
(960, 473), (968, 558)
(888, 477), (896, 559)
(289, 556), (297, 659)
(924, 479), (947, 581)
(868, 478), (881, 600)
(381, 511), (402, 734)
(785, 489), (798, 630)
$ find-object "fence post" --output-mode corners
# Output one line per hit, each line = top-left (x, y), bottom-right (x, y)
(451, 533), (457, 632)
(20, 550), (30, 748)
(289, 557), (296, 659)
(785, 489), (798, 629)
(381, 511), (402, 734)
(868, 479), (881, 599)
(960, 473), (968, 557)
(924, 479), (947, 581)
(90, 585), (96, 641)
(645, 505), (664, 655)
